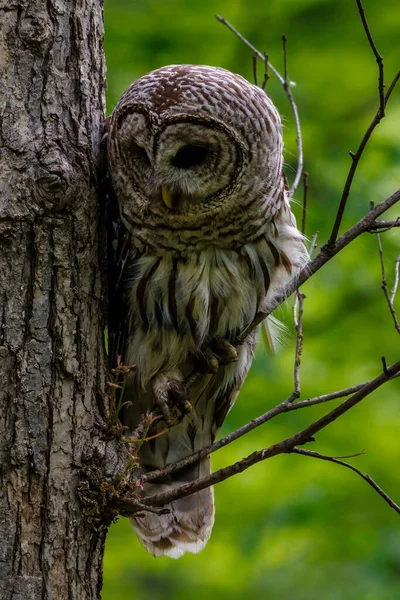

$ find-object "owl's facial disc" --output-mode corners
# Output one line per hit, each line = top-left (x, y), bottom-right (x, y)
(154, 121), (240, 212)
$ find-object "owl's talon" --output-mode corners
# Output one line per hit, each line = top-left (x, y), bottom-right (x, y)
(201, 350), (219, 374)
(152, 376), (191, 427)
(168, 379), (192, 416)
(210, 337), (239, 364)
(197, 338), (238, 374)
(182, 399), (193, 414)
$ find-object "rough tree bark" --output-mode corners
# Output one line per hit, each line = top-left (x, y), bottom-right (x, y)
(0, 1), (108, 598)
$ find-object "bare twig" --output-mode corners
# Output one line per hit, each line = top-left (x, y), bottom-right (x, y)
(282, 34), (288, 83)
(328, 1), (400, 245)
(368, 219), (400, 233)
(281, 33), (302, 199)
(309, 231), (319, 256)
(252, 52), (258, 86)
(384, 71), (400, 104)
(216, 15), (284, 84)
(376, 234), (400, 334)
(216, 15), (303, 199)
(290, 382), (368, 410)
(292, 447), (400, 516)
(355, 0), (385, 116)
(261, 53), (269, 90)
(114, 360), (400, 511)
(116, 497), (171, 517)
(292, 291), (304, 399)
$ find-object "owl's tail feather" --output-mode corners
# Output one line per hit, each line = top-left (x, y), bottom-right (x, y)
(131, 456), (214, 559)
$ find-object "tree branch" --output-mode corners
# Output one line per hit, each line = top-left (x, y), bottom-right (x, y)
(237, 187), (400, 344)
(291, 447), (400, 516)
(115, 360), (400, 513)
(135, 377), (383, 487)
(355, 0), (385, 116)
(367, 219), (400, 232)
(261, 53), (270, 90)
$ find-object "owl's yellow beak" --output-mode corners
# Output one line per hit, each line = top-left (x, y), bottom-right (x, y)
(161, 187), (174, 209)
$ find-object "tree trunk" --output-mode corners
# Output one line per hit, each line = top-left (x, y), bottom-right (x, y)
(0, 1), (107, 598)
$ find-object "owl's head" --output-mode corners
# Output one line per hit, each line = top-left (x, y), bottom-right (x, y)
(108, 65), (285, 251)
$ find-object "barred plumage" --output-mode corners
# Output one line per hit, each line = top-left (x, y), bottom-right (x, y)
(107, 65), (308, 558)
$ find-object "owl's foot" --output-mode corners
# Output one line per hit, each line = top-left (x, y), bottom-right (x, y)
(152, 373), (192, 427)
(201, 337), (239, 374)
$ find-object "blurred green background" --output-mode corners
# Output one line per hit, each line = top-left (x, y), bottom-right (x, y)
(102, 1), (400, 598)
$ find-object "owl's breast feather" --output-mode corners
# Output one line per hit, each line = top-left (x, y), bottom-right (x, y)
(125, 214), (307, 386)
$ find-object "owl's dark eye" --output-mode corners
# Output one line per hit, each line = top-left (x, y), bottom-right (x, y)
(172, 145), (209, 169)
(131, 142), (151, 166)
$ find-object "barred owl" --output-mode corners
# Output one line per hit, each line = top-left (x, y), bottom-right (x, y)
(107, 65), (307, 558)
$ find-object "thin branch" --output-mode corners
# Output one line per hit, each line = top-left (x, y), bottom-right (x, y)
(292, 291), (304, 399)
(282, 34), (288, 83)
(376, 234), (400, 334)
(142, 398), (291, 485)
(280, 33), (303, 199)
(236, 188), (400, 344)
(384, 70), (400, 104)
(115, 360), (400, 511)
(328, 0), (400, 246)
(252, 53), (258, 86)
(355, 0), (385, 117)
(289, 381), (368, 410)
(292, 447), (400, 516)
(216, 15), (284, 84)
(216, 15), (303, 199)
(368, 219), (400, 232)
(115, 497), (171, 517)
(139, 379), (374, 487)
(261, 53), (269, 90)
(309, 230), (319, 256)
(115, 366), (400, 516)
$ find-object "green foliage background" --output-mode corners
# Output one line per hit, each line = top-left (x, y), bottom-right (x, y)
(102, 1), (400, 598)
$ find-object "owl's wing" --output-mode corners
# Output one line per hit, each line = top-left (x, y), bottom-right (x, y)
(107, 220), (133, 369)
(101, 125), (133, 371)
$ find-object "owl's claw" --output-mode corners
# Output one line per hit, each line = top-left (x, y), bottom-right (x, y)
(211, 337), (239, 364)
(153, 375), (192, 427)
(201, 337), (239, 374)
